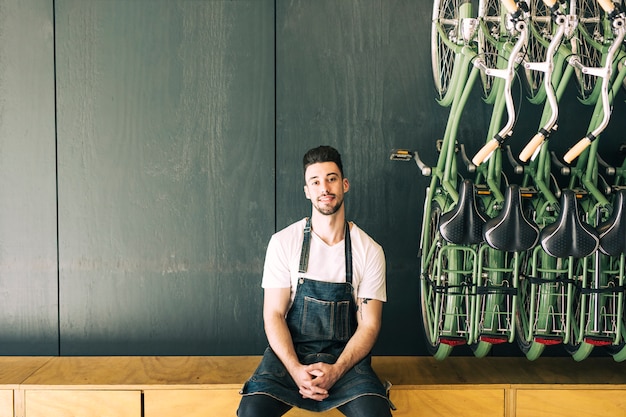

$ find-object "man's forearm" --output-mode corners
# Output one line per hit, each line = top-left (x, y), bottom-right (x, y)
(265, 314), (302, 374)
(334, 322), (379, 374)
(335, 298), (382, 372)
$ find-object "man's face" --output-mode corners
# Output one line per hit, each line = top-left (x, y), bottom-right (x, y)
(304, 162), (350, 216)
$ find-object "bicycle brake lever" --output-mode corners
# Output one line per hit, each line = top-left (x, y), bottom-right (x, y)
(505, 145), (524, 175)
(550, 151), (570, 176)
(459, 143), (476, 173)
(597, 153), (616, 176)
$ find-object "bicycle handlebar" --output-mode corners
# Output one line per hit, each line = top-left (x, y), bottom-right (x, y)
(472, 12), (529, 167)
(518, 8), (569, 163)
(563, 136), (593, 164)
(519, 132), (547, 162)
(501, 0), (519, 14)
(597, 0), (617, 14)
(563, 9), (626, 163)
(472, 138), (500, 166)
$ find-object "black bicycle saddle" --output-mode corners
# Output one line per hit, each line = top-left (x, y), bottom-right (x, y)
(597, 189), (626, 256)
(483, 184), (539, 252)
(540, 189), (599, 258)
(439, 179), (486, 245)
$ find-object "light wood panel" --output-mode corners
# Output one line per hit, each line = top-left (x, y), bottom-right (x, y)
(0, 390), (12, 417)
(389, 388), (504, 417)
(515, 389), (626, 417)
(25, 390), (140, 417)
(144, 390), (240, 417)
(144, 389), (345, 417)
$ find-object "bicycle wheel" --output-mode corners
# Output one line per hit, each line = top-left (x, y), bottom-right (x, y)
(516, 276), (546, 359)
(420, 200), (459, 360)
(606, 315), (626, 361)
(563, 257), (595, 361)
(523, 0), (553, 100)
(470, 247), (509, 358)
(477, 0), (504, 99)
(432, 0), (475, 102)
(516, 247), (562, 360)
(601, 254), (626, 361)
(574, 0), (604, 101)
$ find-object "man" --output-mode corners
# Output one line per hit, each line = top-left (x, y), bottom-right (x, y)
(238, 146), (391, 416)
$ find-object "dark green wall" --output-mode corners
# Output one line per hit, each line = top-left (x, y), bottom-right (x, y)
(1, 0), (624, 356)
(0, 0), (57, 355)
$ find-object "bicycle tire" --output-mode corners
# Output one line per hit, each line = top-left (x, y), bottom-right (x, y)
(606, 334), (626, 362)
(515, 274), (546, 360)
(601, 255), (626, 362)
(574, 0), (604, 101)
(477, 0), (505, 99)
(563, 257), (595, 361)
(420, 200), (458, 360)
(523, 0), (553, 100)
(516, 247), (563, 360)
(432, 0), (474, 103)
(470, 247), (510, 358)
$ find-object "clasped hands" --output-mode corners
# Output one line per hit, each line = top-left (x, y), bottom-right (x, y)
(294, 362), (343, 401)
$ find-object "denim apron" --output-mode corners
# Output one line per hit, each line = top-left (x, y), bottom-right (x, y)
(241, 218), (390, 412)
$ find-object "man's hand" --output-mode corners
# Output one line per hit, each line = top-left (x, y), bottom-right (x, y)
(306, 362), (345, 393)
(291, 365), (329, 401)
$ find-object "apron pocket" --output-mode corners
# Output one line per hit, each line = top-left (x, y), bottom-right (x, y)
(334, 300), (351, 341)
(302, 296), (334, 339)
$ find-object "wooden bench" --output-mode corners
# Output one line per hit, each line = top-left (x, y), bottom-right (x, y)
(1, 355), (626, 417)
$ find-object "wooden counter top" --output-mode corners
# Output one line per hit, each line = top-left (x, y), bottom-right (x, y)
(12, 355), (626, 390)
(0, 357), (52, 389)
(372, 356), (626, 386)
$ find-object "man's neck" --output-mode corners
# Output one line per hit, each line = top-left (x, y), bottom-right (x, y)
(310, 211), (346, 246)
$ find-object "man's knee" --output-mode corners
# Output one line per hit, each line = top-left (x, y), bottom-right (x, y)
(337, 395), (392, 417)
(237, 394), (292, 417)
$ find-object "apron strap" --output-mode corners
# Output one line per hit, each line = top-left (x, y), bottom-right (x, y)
(298, 218), (312, 274)
(298, 218), (353, 284)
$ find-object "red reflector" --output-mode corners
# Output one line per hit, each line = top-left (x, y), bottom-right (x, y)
(480, 335), (508, 344)
(534, 336), (562, 345)
(439, 336), (467, 346)
(584, 336), (612, 347)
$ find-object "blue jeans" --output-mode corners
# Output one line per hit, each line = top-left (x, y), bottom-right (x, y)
(237, 393), (392, 417)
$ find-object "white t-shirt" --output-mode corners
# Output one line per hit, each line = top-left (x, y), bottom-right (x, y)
(262, 218), (387, 305)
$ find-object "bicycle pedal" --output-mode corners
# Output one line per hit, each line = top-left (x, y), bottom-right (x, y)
(474, 183), (491, 196)
(583, 335), (613, 347)
(519, 186), (537, 198)
(390, 149), (413, 161)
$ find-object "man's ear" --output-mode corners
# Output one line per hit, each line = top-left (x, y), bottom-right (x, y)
(304, 185), (311, 200)
(343, 178), (350, 193)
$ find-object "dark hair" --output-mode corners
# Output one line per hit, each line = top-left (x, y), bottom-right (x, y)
(302, 145), (344, 179)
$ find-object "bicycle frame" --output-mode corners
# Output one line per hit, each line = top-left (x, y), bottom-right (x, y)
(398, 0), (530, 359)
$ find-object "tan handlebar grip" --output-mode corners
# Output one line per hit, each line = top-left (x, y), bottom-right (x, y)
(472, 139), (500, 166)
(597, 0), (616, 13)
(501, 0), (519, 13)
(563, 137), (592, 164)
(519, 132), (545, 163)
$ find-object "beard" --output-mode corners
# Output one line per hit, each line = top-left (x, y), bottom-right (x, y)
(313, 194), (344, 215)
